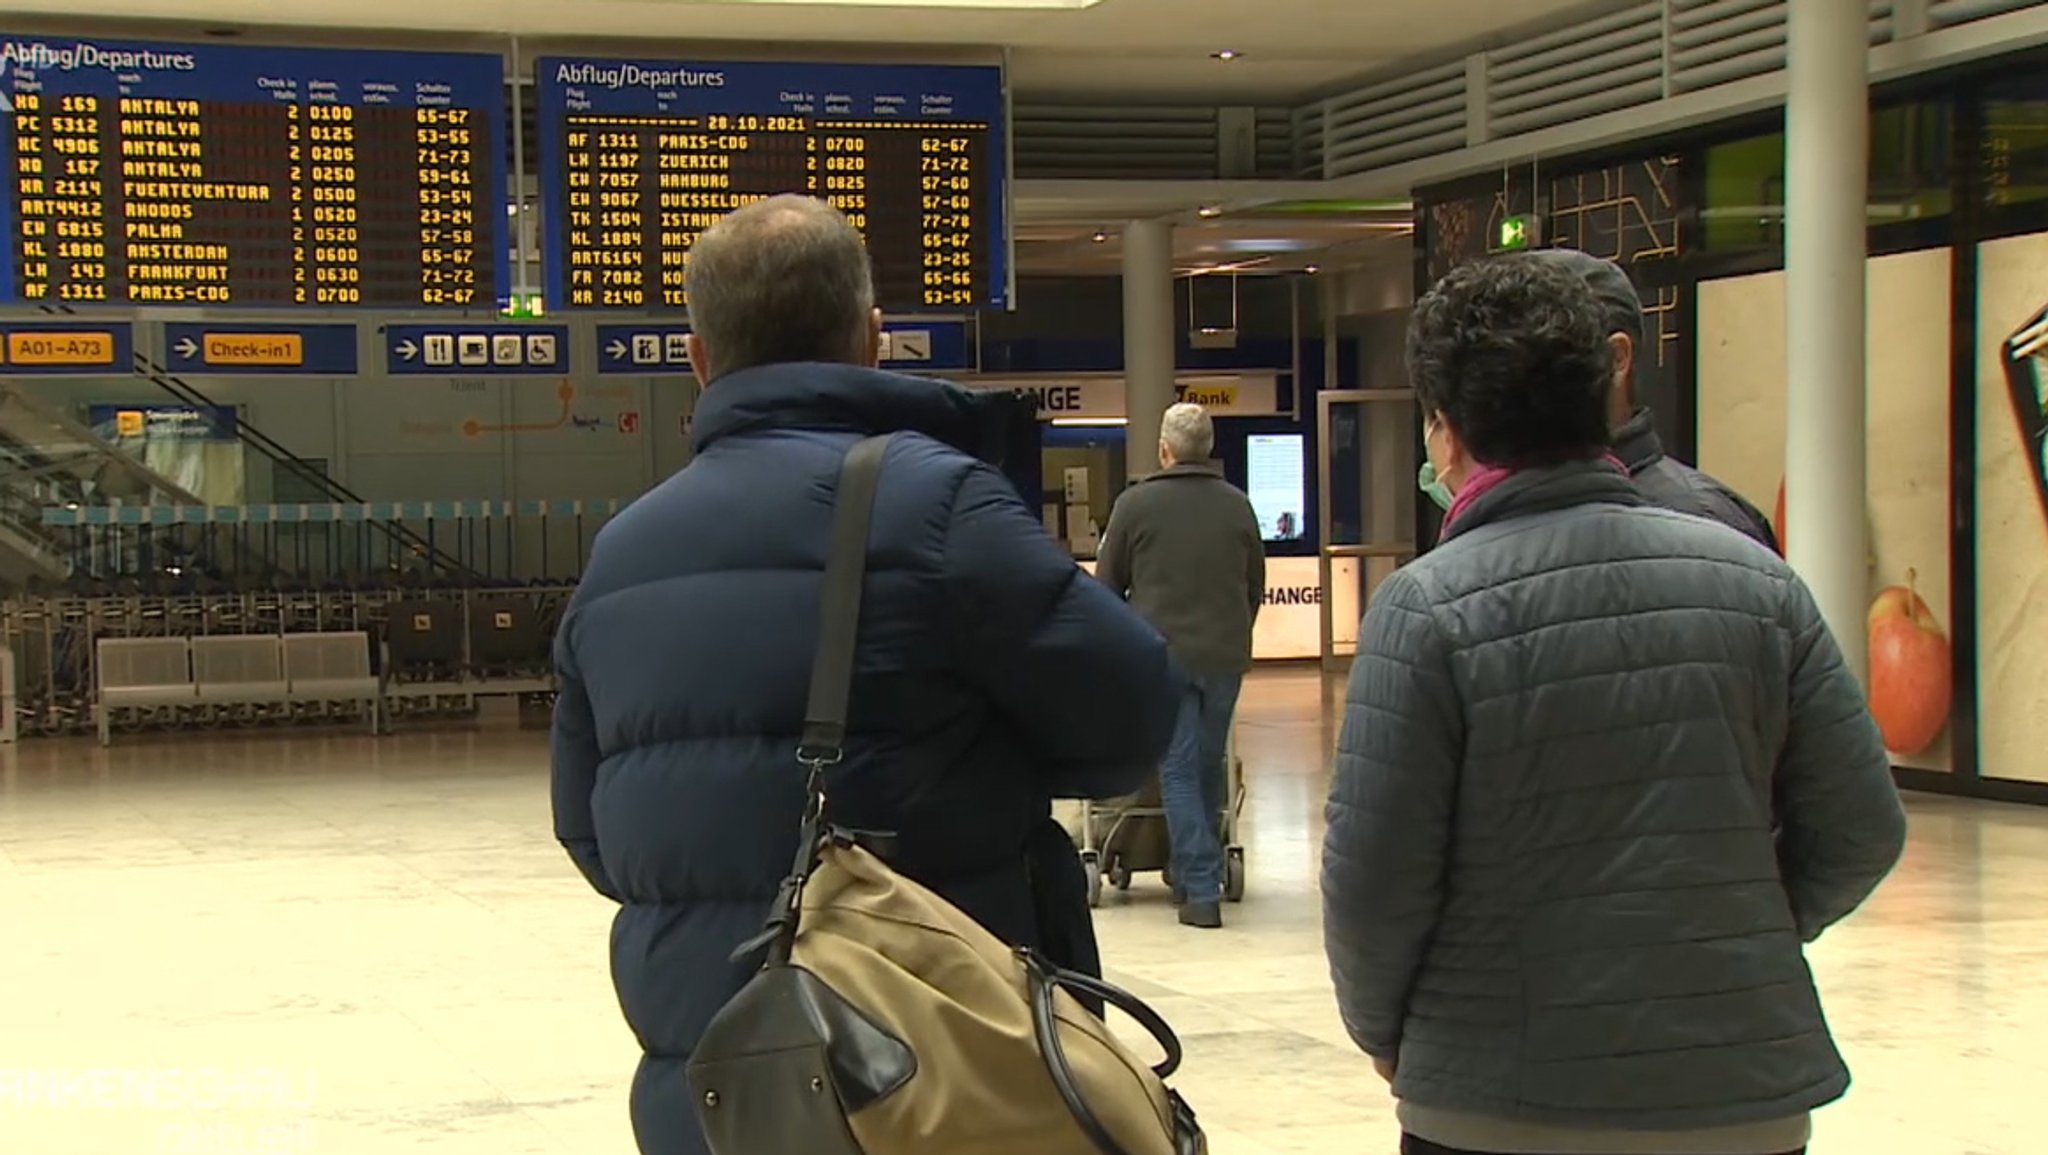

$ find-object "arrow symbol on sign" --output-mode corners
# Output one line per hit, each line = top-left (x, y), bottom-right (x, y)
(607, 339), (628, 359)
(173, 337), (198, 359)
(397, 339), (419, 361)
(891, 331), (932, 362)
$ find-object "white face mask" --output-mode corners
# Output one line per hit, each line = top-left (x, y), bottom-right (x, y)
(1419, 416), (1454, 509)
(1418, 461), (1454, 510)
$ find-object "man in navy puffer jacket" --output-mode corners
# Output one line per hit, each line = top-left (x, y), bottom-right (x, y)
(550, 194), (1184, 1155)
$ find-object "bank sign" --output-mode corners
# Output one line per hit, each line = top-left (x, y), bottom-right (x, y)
(970, 374), (1282, 421)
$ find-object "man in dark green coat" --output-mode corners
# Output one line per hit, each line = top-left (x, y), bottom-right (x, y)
(1096, 402), (1265, 929)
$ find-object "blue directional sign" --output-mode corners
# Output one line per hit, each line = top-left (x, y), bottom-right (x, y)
(161, 323), (358, 376)
(0, 36), (508, 310)
(385, 324), (571, 376)
(596, 324), (694, 375)
(0, 321), (132, 375)
(591, 318), (970, 375)
(534, 57), (1009, 314)
(880, 319), (973, 372)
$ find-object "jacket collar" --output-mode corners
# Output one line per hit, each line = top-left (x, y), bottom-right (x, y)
(1440, 457), (1646, 543)
(1611, 407), (1665, 476)
(692, 362), (986, 454)
(1145, 460), (1224, 482)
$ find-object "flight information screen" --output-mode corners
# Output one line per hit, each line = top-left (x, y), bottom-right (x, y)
(0, 36), (506, 308)
(534, 57), (1009, 313)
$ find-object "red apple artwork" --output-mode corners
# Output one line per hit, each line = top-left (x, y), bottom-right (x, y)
(1866, 567), (1953, 757)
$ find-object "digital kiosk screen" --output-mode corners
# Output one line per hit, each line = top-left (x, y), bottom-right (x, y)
(1246, 432), (1307, 542)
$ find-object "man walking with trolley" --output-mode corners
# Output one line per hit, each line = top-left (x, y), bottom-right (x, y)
(1096, 402), (1266, 929)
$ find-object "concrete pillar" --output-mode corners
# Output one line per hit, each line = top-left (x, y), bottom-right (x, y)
(1122, 219), (1176, 482)
(1784, 0), (1871, 677)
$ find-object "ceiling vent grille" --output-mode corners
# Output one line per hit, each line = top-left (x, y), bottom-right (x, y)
(1255, 108), (1299, 178)
(1668, 0), (1893, 94)
(1292, 104), (1326, 178)
(1299, 0), (1926, 179)
(1668, 0), (1788, 93)
(1012, 105), (1221, 180)
(1930, 0), (2046, 27)
(1321, 60), (1469, 179)
(1488, 3), (1665, 136)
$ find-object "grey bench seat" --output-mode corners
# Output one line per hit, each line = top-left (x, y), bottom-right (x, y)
(96, 632), (382, 744)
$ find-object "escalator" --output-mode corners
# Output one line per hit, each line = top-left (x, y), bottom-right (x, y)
(18, 303), (473, 587)
(124, 346), (471, 579)
(0, 380), (209, 588)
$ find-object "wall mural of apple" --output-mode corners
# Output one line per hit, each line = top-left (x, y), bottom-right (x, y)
(1700, 251), (1955, 772)
(1868, 568), (1954, 756)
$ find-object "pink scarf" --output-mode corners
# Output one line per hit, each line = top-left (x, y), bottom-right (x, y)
(1441, 453), (1629, 537)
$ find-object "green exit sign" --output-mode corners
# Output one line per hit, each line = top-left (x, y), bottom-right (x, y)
(1498, 215), (1534, 251)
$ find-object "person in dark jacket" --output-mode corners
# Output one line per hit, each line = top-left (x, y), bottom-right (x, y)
(1095, 402), (1264, 929)
(550, 195), (1184, 1155)
(1528, 248), (1781, 552)
(1323, 254), (1906, 1155)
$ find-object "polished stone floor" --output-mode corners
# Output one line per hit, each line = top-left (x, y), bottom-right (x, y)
(0, 668), (2037, 1154)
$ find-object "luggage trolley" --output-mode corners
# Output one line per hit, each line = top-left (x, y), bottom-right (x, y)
(1076, 724), (1246, 908)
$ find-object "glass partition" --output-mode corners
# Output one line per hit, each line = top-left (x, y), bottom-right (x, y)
(1315, 389), (1418, 667)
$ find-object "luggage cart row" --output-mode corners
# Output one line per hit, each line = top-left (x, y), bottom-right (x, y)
(1075, 723), (1246, 908)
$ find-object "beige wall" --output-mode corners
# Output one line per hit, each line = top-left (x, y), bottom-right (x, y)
(1695, 248), (1954, 773)
(1975, 234), (2048, 783)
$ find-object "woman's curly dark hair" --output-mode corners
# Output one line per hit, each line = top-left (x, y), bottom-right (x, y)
(1406, 254), (1614, 469)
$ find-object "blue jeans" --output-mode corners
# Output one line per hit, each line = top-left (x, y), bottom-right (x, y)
(1159, 672), (1240, 904)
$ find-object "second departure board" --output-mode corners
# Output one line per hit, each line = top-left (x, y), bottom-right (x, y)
(535, 57), (1009, 313)
(0, 36), (506, 308)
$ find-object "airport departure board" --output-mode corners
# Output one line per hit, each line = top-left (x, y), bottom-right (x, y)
(0, 36), (506, 308)
(535, 58), (1009, 313)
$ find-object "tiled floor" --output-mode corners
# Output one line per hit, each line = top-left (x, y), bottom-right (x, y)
(0, 668), (2040, 1154)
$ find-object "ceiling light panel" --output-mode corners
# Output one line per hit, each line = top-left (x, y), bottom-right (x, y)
(624, 0), (1100, 6)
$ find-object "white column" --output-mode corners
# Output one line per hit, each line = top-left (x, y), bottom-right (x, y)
(1784, 0), (1871, 677)
(1122, 219), (1176, 482)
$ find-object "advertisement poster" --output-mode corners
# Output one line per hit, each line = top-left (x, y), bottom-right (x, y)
(1695, 248), (1955, 773)
(1975, 233), (2048, 783)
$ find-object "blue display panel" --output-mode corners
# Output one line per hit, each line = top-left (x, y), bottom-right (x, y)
(0, 35), (506, 308)
(592, 317), (970, 375)
(595, 323), (694, 375)
(0, 319), (132, 374)
(534, 57), (1008, 314)
(384, 323), (569, 376)
(161, 322), (359, 375)
(878, 318), (972, 372)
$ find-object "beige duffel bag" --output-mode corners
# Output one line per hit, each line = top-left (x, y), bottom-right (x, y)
(685, 436), (1204, 1155)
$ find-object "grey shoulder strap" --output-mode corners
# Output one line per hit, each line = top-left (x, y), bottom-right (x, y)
(797, 434), (895, 766)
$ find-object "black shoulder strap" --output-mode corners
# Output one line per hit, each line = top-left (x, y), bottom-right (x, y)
(798, 434), (893, 767)
(742, 434), (896, 969)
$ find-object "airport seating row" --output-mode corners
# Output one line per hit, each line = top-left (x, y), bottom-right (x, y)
(95, 633), (379, 746)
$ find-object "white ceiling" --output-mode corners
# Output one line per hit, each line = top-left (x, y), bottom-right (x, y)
(6, 0), (1608, 102)
(1, 0), (1603, 268)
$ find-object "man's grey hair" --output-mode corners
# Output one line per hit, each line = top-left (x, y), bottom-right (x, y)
(687, 194), (874, 378)
(1160, 402), (1215, 462)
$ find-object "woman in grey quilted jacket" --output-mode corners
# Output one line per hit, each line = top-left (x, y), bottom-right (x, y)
(1322, 254), (1907, 1155)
